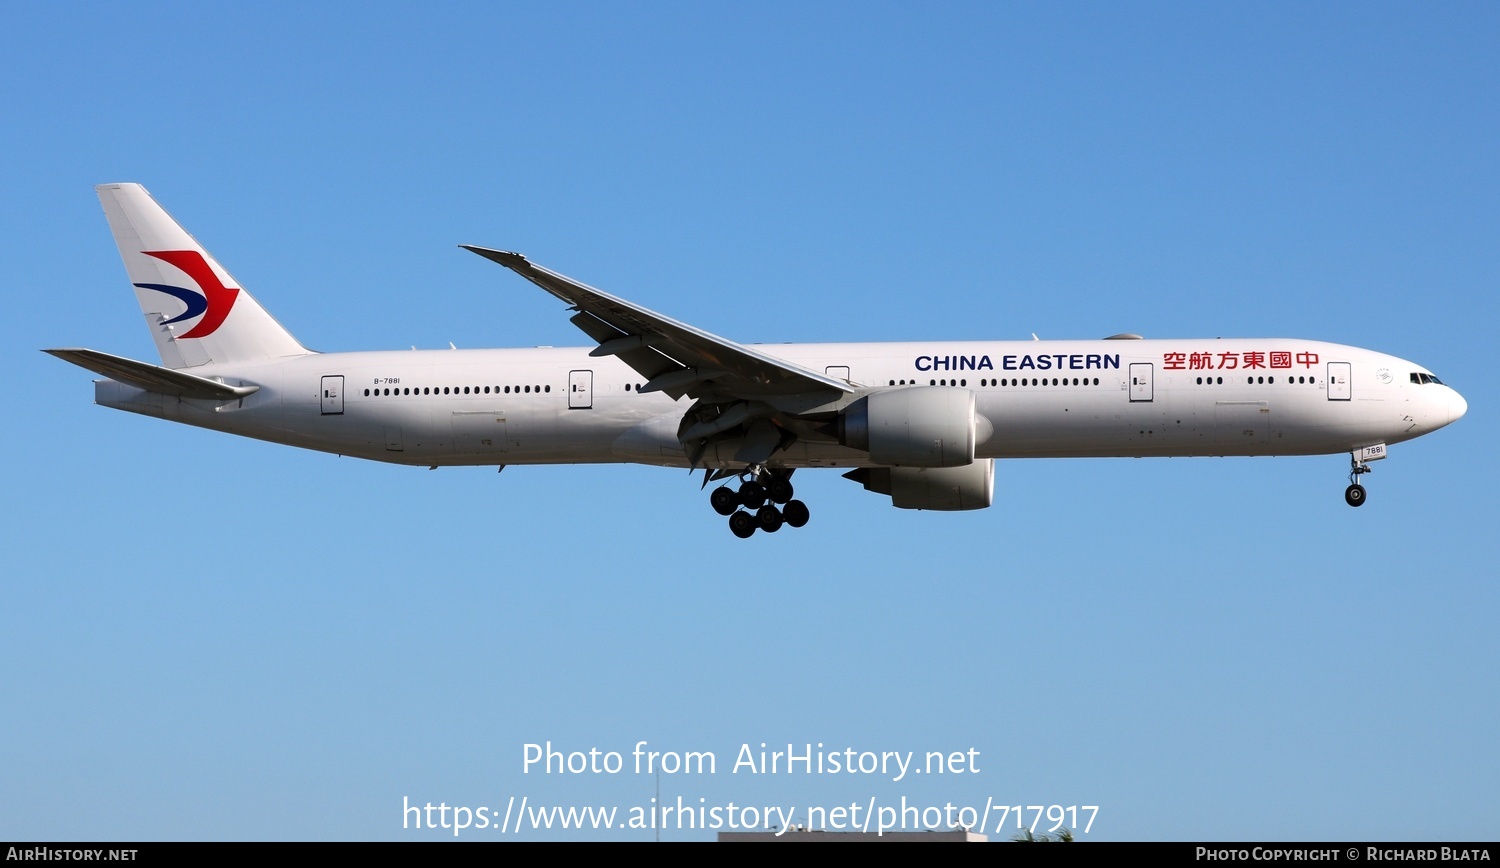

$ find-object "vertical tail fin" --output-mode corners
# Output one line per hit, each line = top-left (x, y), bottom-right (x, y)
(97, 183), (309, 368)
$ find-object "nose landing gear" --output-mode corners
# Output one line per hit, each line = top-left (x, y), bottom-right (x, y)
(711, 467), (810, 537)
(1344, 444), (1385, 507)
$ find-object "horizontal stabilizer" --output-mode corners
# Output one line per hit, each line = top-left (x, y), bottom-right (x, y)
(44, 348), (258, 400)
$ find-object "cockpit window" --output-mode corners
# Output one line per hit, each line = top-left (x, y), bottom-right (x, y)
(1410, 373), (1445, 385)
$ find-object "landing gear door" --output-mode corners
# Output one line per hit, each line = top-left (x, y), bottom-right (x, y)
(1129, 363), (1153, 402)
(1328, 362), (1351, 401)
(569, 369), (593, 409)
(320, 375), (343, 415)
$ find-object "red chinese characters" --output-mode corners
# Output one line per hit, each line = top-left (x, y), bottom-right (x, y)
(1160, 349), (1320, 370)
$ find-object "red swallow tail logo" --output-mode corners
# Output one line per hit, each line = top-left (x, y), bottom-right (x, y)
(133, 250), (240, 339)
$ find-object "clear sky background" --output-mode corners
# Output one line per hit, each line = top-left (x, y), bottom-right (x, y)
(3, 2), (1496, 842)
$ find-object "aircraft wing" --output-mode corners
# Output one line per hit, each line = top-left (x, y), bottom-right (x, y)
(462, 246), (855, 402)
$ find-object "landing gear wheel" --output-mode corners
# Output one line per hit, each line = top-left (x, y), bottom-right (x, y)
(1345, 483), (1366, 507)
(729, 510), (757, 538)
(710, 486), (740, 516)
(757, 504), (784, 533)
(782, 499), (810, 528)
(739, 481), (767, 509)
(766, 477), (794, 504)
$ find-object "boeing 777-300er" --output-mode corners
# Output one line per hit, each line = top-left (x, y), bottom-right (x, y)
(48, 184), (1468, 537)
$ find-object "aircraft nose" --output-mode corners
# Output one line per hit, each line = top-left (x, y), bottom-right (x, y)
(1449, 388), (1468, 424)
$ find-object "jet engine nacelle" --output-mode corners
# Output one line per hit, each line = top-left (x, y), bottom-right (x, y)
(844, 459), (995, 511)
(838, 386), (991, 467)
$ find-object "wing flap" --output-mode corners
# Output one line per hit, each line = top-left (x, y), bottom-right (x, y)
(567, 310), (679, 384)
(44, 348), (259, 400)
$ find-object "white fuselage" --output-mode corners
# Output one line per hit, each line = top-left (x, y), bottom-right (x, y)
(94, 338), (1465, 469)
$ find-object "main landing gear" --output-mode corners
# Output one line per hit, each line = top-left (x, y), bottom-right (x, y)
(711, 468), (809, 538)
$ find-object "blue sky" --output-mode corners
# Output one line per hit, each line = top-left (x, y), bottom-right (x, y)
(3, 2), (1496, 841)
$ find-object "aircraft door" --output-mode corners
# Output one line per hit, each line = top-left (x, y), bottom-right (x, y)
(320, 375), (344, 415)
(826, 365), (851, 383)
(569, 369), (593, 409)
(1129, 363), (1154, 402)
(1328, 362), (1351, 400)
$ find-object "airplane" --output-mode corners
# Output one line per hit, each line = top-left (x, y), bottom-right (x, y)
(48, 184), (1467, 537)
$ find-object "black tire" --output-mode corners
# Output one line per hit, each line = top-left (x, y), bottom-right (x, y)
(782, 499), (810, 528)
(710, 486), (740, 516)
(1345, 483), (1367, 507)
(757, 504), (784, 533)
(766, 477), (794, 504)
(740, 481), (767, 509)
(729, 510), (757, 538)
